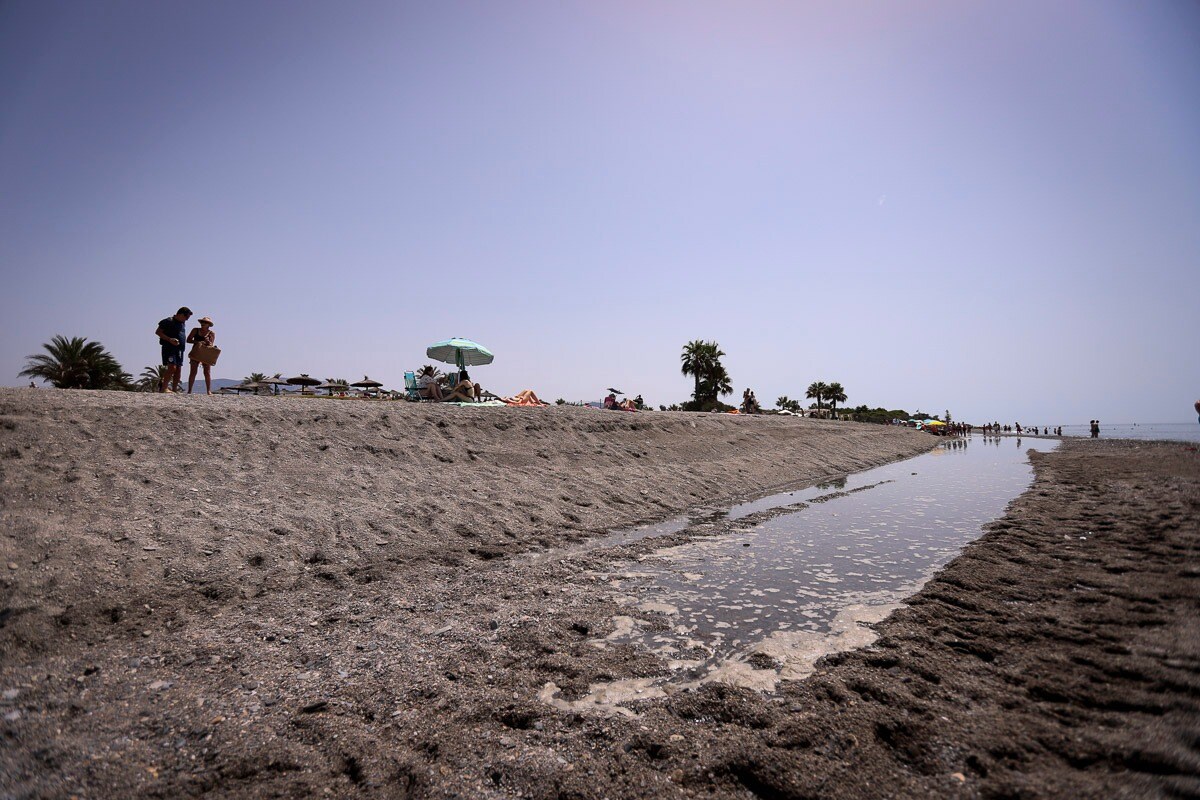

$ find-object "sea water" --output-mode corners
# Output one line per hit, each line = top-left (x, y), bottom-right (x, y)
(1059, 422), (1200, 443)
(576, 435), (1062, 696)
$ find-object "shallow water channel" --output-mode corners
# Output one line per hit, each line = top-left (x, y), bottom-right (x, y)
(542, 435), (1060, 710)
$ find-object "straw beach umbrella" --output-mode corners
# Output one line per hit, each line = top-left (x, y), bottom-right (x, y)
(317, 382), (349, 396)
(259, 376), (290, 396)
(287, 374), (321, 394)
(351, 376), (384, 398)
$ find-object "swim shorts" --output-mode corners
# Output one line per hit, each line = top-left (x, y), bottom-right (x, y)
(162, 346), (184, 366)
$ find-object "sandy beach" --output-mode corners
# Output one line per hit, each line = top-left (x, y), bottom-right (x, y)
(1, 389), (1197, 798)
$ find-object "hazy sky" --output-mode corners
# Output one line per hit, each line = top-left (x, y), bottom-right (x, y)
(3, 1), (1198, 423)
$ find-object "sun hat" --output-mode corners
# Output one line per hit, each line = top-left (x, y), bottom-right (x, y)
(198, 316), (214, 326)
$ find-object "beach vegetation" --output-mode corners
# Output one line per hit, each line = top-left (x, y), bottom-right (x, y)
(806, 381), (828, 410)
(245, 372), (267, 384)
(20, 335), (132, 390)
(847, 405), (908, 424)
(680, 340), (708, 401)
(826, 382), (847, 415)
(137, 365), (170, 392)
(680, 340), (733, 410)
(776, 396), (802, 413)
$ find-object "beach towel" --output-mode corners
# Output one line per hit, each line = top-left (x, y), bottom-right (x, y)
(444, 400), (506, 407)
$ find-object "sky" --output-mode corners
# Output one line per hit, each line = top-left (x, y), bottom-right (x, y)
(2, 0), (1198, 424)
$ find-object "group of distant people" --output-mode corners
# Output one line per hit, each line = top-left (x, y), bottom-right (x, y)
(979, 422), (1064, 437)
(603, 392), (638, 411)
(415, 365), (483, 402)
(155, 307), (217, 394)
(415, 366), (552, 406)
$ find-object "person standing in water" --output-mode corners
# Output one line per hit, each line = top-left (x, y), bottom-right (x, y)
(1090, 419), (1100, 438)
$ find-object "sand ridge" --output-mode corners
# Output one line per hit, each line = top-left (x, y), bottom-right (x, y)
(0, 389), (932, 651)
(2, 389), (1196, 798)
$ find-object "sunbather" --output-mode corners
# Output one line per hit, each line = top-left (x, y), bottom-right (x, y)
(417, 366), (443, 401)
(503, 389), (547, 407)
(603, 393), (636, 411)
(443, 370), (479, 402)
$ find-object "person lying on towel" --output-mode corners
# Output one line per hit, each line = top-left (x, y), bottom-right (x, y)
(503, 389), (547, 407)
(603, 393), (636, 411)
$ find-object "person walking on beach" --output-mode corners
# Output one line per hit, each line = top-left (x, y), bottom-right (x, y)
(186, 316), (216, 394)
(1090, 420), (1100, 438)
(155, 306), (192, 393)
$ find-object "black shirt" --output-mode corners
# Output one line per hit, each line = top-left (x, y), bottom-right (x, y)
(158, 317), (185, 349)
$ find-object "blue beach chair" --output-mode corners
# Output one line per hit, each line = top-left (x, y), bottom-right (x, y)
(403, 371), (423, 402)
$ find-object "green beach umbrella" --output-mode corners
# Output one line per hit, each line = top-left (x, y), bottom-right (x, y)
(426, 338), (494, 372)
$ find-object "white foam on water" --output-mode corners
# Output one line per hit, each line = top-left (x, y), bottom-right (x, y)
(538, 436), (1060, 717)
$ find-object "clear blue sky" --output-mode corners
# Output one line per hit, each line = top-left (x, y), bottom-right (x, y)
(2, 1), (1198, 423)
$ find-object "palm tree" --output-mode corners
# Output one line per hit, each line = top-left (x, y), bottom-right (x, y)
(825, 382), (847, 416)
(137, 365), (170, 392)
(680, 340), (730, 405)
(806, 381), (828, 411)
(776, 396), (801, 413)
(20, 336), (131, 390)
(680, 340), (709, 402)
(699, 363), (732, 401)
(245, 372), (267, 384)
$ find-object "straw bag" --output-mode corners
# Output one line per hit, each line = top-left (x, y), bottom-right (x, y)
(189, 341), (221, 366)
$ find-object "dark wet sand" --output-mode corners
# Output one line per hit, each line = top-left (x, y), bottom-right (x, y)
(1, 390), (1197, 798)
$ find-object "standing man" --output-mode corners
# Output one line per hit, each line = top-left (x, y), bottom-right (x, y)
(155, 307), (192, 393)
(1090, 419), (1100, 438)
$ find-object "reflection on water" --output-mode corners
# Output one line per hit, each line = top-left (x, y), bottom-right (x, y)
(586, 435), (1059, 695)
